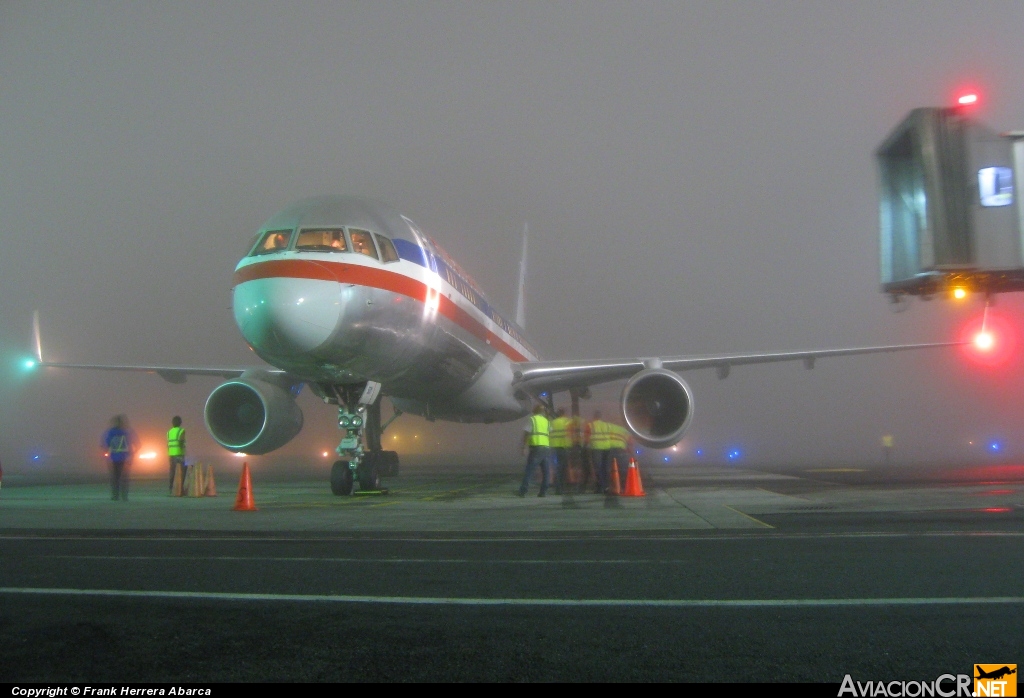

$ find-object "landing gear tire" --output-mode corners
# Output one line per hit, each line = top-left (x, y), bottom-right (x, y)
(357, 455), (381, 491)
(379, 450), (400, 477)
(331, 460), (353, 496)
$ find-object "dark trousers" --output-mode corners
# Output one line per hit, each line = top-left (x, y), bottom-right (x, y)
(110, 459), (129, 500)
(594, 449), (613, 492)
(169, 456), (184, 490)
(519, 446), (551, 496)
(581, 449), (597, 492)
(552, 447), (569, 493)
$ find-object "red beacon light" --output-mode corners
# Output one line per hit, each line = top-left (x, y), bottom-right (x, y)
(957, 93), (979, 106)
(974, 330), (995, 351)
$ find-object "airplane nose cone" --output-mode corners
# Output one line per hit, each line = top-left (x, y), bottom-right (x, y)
(234, 277), (340, 356)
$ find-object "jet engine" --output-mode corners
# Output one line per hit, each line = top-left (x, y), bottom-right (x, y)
(204, 374), (303, 454)
(620, 368), (694, 448)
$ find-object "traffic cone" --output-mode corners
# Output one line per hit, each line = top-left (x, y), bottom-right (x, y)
(204, 464), (217, 496)
(233, 462), (257, 511)
(622, 458), (646, 497)
(190, 461), (204, 498)
(608, 458), (621, 495)
(171, 463), (183, 497)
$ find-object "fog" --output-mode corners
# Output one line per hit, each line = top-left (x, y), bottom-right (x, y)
(2, 2), (1024, 480)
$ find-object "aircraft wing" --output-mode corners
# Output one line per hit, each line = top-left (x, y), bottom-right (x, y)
(30, 312), (283, 384)
(32, 360), (267, 384)
(511, 341), (963, 395)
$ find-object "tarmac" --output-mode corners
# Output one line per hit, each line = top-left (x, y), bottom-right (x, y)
(2, 462), (1023, 682)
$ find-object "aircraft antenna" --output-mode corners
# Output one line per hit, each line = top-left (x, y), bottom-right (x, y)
(515, 222), (528, 329)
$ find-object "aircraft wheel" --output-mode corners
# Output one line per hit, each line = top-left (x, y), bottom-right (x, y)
(379, 450), (400, 477)
(331, 460), (353, 496)
(357, 455), (381, 491)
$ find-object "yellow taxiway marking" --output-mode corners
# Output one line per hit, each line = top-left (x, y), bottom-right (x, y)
(721, 504), (774, 529)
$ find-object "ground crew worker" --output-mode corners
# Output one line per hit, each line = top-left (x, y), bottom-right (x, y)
(608, 421), (632, 491)
(549, 408), (572, 494)
(588, 410), (613, 493)
(167, 416), (186, 493)
(518, 404), (551, 497)
(568, 412), (585, 492)
(102, 415), (136, 501)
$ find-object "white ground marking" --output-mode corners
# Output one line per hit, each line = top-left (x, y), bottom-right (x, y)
(2, 531), (1023, 543)
(2, 587), (1024, 607)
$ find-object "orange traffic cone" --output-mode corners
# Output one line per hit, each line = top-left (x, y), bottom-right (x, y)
(622, 458), (646, 497)
(233, 462), (257, 511)
(171, 463), (183, 497)
(190, 461), (204, 498)
(608, 458), (621, 495)
(204, 464), (217, 496)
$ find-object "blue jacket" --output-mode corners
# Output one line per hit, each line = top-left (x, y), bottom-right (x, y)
(102, 427), (134, 463)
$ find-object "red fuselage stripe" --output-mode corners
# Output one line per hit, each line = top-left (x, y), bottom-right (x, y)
(233, 260), (530, 363)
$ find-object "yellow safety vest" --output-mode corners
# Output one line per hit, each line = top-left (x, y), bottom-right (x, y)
(527, 414), (550, 447)
(550, 416), (572, 448)
(608, 423), (629, 450)
(589, 420), (612, 450)
(167, 426), (185, 456)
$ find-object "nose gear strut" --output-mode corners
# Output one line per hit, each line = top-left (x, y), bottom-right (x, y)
(323, 381), (397, 495)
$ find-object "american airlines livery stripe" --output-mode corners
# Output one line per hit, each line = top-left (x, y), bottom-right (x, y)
(233, 259), (535, 364)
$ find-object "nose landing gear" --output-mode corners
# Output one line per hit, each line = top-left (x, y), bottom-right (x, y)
(325, 381), (400, 495)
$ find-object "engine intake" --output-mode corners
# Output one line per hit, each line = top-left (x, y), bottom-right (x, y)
(205, 377), (303, 454)
(621, 369), (694, 448)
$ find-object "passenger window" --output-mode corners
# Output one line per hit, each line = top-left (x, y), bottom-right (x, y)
(296, 228), (348, 252)
(374, 233), (399, 263)
(349, 229), (379, 260)
(251, 229), (293, 256)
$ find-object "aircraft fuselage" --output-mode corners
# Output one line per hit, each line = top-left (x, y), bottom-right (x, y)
(232, 196), (536, 423)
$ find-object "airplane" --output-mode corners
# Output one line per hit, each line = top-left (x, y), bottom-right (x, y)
(976, 667), (1017, 681)
(31, 195), (965, 495)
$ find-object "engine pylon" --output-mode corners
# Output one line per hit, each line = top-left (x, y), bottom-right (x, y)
(622, 458), (646, 497)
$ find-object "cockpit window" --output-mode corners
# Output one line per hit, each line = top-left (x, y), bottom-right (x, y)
(349, 229), (379, 260)
(250, 229), (293, 256)
(244, 232), (261, 257)
(296, 228), (348, 252)
(374, 233), (399, 263)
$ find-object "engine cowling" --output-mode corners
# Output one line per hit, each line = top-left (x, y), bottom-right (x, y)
(204, 376), (303, 454)
(621, 368), (694, 448)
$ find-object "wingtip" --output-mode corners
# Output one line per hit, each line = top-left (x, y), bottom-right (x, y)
(32, 310), (43, 363)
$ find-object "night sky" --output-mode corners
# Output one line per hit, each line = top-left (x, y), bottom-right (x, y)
(3, 2), (1024, 477)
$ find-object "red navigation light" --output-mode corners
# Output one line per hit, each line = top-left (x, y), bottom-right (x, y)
(957, 93), (978, 106)
(958, 309), (1016, 368)
(974, 330), (995, 351)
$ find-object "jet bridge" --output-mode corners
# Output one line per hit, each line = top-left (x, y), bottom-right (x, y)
(878, 104), (1024, 299)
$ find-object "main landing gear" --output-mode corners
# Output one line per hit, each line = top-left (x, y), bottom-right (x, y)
(324, 381), (401, 496)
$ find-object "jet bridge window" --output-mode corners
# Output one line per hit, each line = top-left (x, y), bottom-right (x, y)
(374, 233), (399, 263)
(250, 229), (293, 256)
(349, 229), (379, 260)
(296, 228), (348, 252)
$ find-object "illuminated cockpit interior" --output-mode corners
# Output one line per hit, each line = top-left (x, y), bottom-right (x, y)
(251, 229), (293, 256)
(296, 228), (348, 252)
(247, 224), (400, 264)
